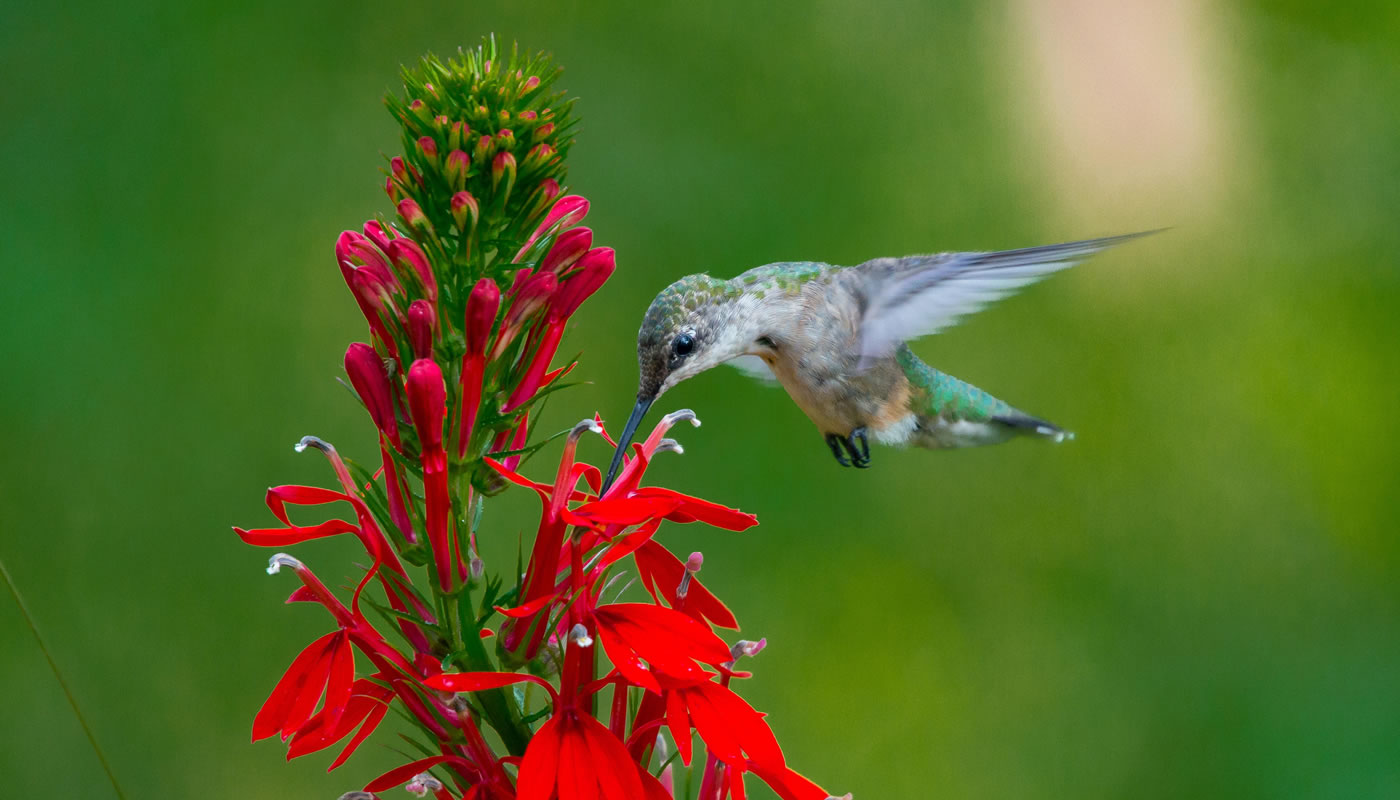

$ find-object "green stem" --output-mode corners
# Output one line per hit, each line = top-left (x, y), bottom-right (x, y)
(454, 589), (531, 756)
(0, 554), (127, 800)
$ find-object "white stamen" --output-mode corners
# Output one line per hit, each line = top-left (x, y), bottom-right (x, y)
(654, 438), (684, 455)
(294, 435), (334, 454)
(266, 553), (302, 574)
(569, 623), (593, 648)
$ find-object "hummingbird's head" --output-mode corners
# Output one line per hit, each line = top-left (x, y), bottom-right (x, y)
(601, 273), (740, 491)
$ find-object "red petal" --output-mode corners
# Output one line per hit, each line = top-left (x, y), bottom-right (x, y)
(252, 631), (339, 741)
(235, 519), (359, 546)
(579, 713), (644, 800)
(638, 767), (676, 800)
(595, 603), (733, 668)
(515, 714), (563, 800)
(635, 540), (739, 630)
(596, 627), (660, 694)
(665, 689), (693, 765)
(558, 718), (599, 800)
(328, 695), (390, 770)
(424, 671), (557, 701)
(748, 761), (833, 800)
(365, 755), (472, 792)
(693, 682), (783, 768)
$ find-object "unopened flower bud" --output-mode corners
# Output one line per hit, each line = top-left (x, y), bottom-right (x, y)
(496, 128), (515, 150)
(491, 151), (517, 201)
(523, 143), (556, 171)
(433, 114), (448, 132)
(416, 135), (439, 167)
(362, 220), (392, 252)
(409, 98), (429, 119)
(451, 191), (479, 234)
(518, 110), (538, 122)
(386, 238), (436, 301)
(390, 156), (409, 181)
(470, 556), (484, 581)
(533, 121), (555, 142)
(397, 198), (430, 233)
(540, 227), (593, 275)
(549, 247), (615, 320)
(444, 149), (469, 190)
(521, 75), (541, 94)
(464, 277), (500, 355)
(406, 359), (446, 451)
(407, 300), (436, 360)
(449, 120), (470, 151)
(422, 82), (438, 98)
(384, 175), (397, 202)
(474, 134), (494, 162)
(344, 343), (399, 445)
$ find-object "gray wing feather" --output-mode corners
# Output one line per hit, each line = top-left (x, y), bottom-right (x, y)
(854, 231), (1156, 365)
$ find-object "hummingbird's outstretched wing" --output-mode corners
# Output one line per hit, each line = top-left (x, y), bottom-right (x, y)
(853, 231), (1156, 366)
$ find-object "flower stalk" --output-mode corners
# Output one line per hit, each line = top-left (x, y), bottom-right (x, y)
(236, 37), (843, 800)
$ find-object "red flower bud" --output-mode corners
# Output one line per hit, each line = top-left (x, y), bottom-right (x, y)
(496, 128), (515, 150)
(416, 136), (438, 167)
(491, 151), (516, 200)
(514, 192), (586, 261)
(397, 198), (430, 233)
(406, 359), (452, 590)
(444, 149), (469, 191)
(449, 121), (469, 151)
(406, 360), (446, 452)
(540, 227), (593, 275)
(407, 300), (436, 360)
(336, 231), (398, 290)
(533, 121), (555, 142)
(521, 75), (541, 93)
(344, 343), (399, 446)
(451, 191), (479, 234)
(474, 134), (494, 162)
(523, 143), (556, 171)
(386, 238), (436, 302)
(390, 156), (409, 180)
(504, 272), (556, 328)
(362, 220), (392, 253)
(384, 175), (397, 202)
(549, 247), (615, 321)
(464, 278), (500, 356)
(518, 110), (538, 122)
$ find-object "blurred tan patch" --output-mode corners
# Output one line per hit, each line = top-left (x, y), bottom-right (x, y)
(1007, 0), (1237, 231)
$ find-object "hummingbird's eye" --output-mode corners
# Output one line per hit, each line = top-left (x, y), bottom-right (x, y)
(672, 333), (695, 358)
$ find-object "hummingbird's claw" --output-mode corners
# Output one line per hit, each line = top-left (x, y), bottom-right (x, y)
(824, 433), (851, 467)
(847, 427), (871, 469)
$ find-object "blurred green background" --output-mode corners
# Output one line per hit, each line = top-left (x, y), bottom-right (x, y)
(4, 0), (1399, 797)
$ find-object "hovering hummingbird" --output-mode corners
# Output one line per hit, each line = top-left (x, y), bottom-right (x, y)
(600, 231), (1155, 488)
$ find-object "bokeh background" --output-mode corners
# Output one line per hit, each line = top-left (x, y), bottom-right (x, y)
(3, 1), (1399, 797)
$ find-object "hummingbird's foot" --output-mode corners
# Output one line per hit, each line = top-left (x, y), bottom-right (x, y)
(847, 427), (871, 469)
(824, 433), (851, 467)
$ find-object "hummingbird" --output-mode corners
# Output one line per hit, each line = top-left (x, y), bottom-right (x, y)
(600, 231), (1155, 488)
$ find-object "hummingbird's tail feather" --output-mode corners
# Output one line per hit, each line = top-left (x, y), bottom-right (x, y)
(991, 414), (1075, 443)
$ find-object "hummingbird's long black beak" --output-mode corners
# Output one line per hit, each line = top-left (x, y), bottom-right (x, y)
(600, 393), (655, 495)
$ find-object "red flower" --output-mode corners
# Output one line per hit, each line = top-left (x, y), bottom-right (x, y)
(516, 710), (645, 800)
(594, 603), (732, 692)
(252, 629), (354, 743)
(635, 540), (739, 630)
